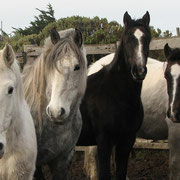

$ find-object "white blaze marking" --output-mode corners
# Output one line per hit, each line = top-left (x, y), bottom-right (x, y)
(134, 29), (144, 65)
(170, 64), (180, 115)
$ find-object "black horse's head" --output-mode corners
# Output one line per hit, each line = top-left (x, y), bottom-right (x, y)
(122, 11), (151, 81)
(164, 43), (180, 123)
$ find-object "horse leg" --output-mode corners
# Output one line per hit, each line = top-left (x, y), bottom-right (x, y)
(167, 119), (180, 180)
(34, 166), (46, 180)
(48, 149), (74, 180)
(115, 136), (136, 180)
(96, 134), (113, 180)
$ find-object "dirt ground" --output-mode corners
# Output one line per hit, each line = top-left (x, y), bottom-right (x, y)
(69, 149), (169, 180)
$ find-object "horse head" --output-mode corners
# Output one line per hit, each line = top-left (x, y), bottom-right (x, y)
(122, 11), (151, 81)
(45, 28), (87, 124)
(164, 43), (180, 123)
(0, 44), (19, 158)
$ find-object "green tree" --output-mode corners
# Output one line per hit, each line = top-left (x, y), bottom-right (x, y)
(150, 27), (162, 38)
(163, 30), (172, 37)
(0, 3), (173, 56)
(12, 4), (56, 35)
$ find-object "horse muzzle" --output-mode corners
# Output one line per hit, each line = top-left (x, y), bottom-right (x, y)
(46, 106), (68, 125)
(131, 66), (147, 82)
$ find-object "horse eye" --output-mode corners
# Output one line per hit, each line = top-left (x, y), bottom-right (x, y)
(8, 87), (14, 94)
(74, 64), (80, 71)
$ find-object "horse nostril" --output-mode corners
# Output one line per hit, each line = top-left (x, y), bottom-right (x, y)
(0, 143), (4, 151)
(138, 67), (147, 77)
(132, 66), (147, 81)
(60, 108), (65, 117)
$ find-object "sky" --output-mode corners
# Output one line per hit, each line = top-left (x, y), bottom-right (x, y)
(0, 0), (180, 36)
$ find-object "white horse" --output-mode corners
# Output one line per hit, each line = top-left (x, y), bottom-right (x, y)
(88, 52), (180, 179)
(0, 44), (37, 180)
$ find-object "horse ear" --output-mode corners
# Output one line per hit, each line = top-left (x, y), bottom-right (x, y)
(164, 43), (172, 59)
(2, 44), (15, 67)
(142, 11), (150, 26)
(50, 27), (60, 45)
(123, 11), (132, 27)
(74, 29), (83, 47)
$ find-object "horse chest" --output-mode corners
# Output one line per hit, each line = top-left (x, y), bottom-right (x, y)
(36, 114), (82, 165)
(108, 108), (143, 135)
(87, 97), (143, 137)
(0, 153), (28, 179)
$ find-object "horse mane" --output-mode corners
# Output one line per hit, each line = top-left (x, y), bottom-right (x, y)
(23, 55), (45, 126)
(23, 28), (86, 130)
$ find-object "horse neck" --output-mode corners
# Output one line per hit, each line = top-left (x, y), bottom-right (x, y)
(108, 42), (143, 98)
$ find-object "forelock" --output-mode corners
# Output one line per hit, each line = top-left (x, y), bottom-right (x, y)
(45, 37), (85, 72)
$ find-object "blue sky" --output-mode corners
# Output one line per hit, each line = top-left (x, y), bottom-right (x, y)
(1, 0), (180, 35)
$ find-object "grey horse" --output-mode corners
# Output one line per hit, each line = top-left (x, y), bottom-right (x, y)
(23, 28), (87, 179)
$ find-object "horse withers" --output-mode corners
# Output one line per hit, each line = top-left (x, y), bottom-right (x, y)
(23, 28), (87, 179)
(0, 44), (37, 180)
(77, 12), (151, 180)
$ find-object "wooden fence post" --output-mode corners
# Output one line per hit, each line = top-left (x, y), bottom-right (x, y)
(176, 27), (180, 36)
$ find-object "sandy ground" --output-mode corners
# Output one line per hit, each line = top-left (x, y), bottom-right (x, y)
(68, 149), (169, 180)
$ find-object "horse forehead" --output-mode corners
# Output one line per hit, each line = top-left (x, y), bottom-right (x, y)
(0, 69), (14, 79)
(170, 63), (180, 78)
(61, 54), (78, 66)
(134, 29), (144, 40)
(0, 72), (16, 87)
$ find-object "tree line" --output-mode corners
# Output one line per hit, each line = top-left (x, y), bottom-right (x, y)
(0, 4), (174, 61)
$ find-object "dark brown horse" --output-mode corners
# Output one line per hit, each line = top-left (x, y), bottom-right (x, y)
(77, 12), (151, 180)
